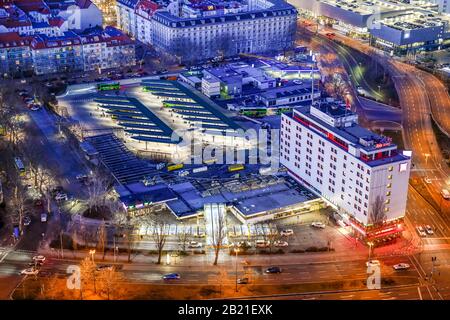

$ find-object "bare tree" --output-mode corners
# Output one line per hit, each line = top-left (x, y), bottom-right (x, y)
(212, 211), (227, 266)
(97, 268), (125, 300)
(178, 227), (191, 253)
(80, 257), (97, 295)
(12, 183), (26, 235)
(86, 169), (112, 215)
(97, 219), (107, 260)
(114, 212), (136, 263)
(369, 195), (387, 226)
(151, 217), (169, 265)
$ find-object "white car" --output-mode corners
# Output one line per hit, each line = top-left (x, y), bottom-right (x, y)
(255, 240), (270, 248)
(55, 193), (68, 201)
(21, 267), (39, 275)
(416, 226), (427, 237)
(188, 241), (202, 248)
(393, 263), (410, 271)
(280, 229), (294, 236)
(311, 222), (326, 229)
(23, 216), (31, 226)
(274, 240), (289, 247)
(425, 225), (434, 235)
(32, 255), (46, 263)
(366, 260), (380, 267)
(424, 177), (432, 184)
(40, 212), (47, 223)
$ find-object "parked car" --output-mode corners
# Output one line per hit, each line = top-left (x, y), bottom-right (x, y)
(393, 263), (410, 271)
(54, 192), (68, 201)
(163, 273), (180, 280)
(76, 174), (88, 181)
(265, 266), (282, 274)
(23, 216), (31, 226)
(255, 240), (270, 248)
(280, 229), (294, 236)
(188, 241), (202, 248)
(311, 222), (326, 229)
(274, 240), (289, 247)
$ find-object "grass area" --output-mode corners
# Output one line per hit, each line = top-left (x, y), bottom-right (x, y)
(13, 274), (418, 300)
(430, 117), (450, 168)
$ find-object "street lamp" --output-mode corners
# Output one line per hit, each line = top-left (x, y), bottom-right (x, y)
(89, 249), (96, 263)
(234, 247), (240, 293)
(367, 242), (374, 262)
(424, 153), (430, 165)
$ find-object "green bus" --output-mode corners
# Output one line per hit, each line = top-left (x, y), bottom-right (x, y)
(97, 82), (120, 91)
(240, 109), (267, 118)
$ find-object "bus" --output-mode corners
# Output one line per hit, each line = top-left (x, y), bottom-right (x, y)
(167, 163), (184, 172)
(14, 157), (25, 176)
(97, 82), (120, 91)
(240, 109), (267, 118)
(228, 164), (244, 172)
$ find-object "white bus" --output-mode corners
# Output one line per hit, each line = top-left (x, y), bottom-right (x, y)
(14, 157), (25, 176)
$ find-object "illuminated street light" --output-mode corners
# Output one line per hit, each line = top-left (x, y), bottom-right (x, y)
(234, 247), (240, 293)
(367, 242), (374, 262)
(89, 249), (96, 263)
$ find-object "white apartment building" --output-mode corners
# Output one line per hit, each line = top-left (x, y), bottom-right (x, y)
(280, 100), (411, 240)
(117, 0), (297, 61)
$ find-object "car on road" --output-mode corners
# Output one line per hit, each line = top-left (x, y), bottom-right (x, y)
(32, 255), (46, 263)
(366, 260), (380, 267)
(416, 226), (427, 237)
(274, 240), (289, 247)
(311, 222), (326, 229)
(24, 97), (34, 104)
(441, 189), (450, 200)
(40, 212), (48, 223)
(237, 277), (249, 284)
(54, 192), (68, 201)
(425, 225), (434, 235)
(393, 263), (410, 271)
(265, 266), (282, 274)
(188, 241), (202, 248)
(163, 273), (180, 280)
(424, 177), (432, 184)
(21, 267), (39, 275)
(23, 216), (31, 226)
(96, 265), (114, 271)
(280, 229), (294, 236)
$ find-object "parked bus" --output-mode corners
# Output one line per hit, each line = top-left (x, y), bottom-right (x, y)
(228, 164), (244, 172)
(14, 157), (25, 176)
(97, 82), (120, 91)
(167, 163), (183, 172)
